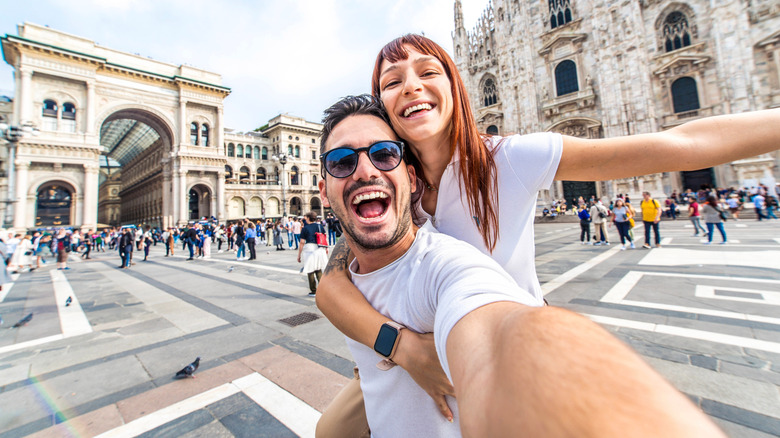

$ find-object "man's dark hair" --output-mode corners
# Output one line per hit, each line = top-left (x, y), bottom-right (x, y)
(320, 94), (391, 154)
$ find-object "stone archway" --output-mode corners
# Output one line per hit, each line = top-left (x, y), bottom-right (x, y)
(98, 108), (175, 228)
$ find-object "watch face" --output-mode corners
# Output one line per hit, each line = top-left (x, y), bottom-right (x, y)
(374, 324), (399, 358)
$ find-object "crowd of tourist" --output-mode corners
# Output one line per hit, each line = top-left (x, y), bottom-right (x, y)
(571, 182), (779, 249)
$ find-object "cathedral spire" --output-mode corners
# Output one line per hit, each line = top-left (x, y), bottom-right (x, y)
(454, 0), (464, 30)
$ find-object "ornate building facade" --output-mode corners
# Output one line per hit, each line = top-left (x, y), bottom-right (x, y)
(1, 23), (323, 230)
(453, 0), (780, 204)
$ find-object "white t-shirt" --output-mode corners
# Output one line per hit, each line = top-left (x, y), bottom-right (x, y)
(292, 221), (302, 234)
(348, 223), (542, 438)
(414, 133), (562, 302)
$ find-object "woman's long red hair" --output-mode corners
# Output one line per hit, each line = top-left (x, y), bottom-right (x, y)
(371, 34), (499, 252)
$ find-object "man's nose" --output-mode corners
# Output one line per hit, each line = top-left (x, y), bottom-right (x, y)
(351, 151), (381, 181)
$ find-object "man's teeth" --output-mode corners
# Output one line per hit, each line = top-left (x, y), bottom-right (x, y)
(352, 192), (388, 204)
(403, 103), (433, 117)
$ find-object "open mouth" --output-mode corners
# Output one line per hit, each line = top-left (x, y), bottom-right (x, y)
(351, 191), (391, 222)
(402, 103), (435, 118)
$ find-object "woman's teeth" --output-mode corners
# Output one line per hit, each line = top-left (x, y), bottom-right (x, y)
(403, 103), (432, 117)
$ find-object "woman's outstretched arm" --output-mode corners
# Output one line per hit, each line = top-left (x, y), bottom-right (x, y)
(316, 238), (455, 419)
(557, 108), (780, 182)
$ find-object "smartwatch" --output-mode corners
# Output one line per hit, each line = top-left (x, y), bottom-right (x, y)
(374, 321), (405, 370)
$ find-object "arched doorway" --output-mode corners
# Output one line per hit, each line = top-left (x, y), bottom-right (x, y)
(36, 182), (75, 226)
(189, 184), (212, 220)
(97, 108), (174, 227)
(289, 197), (303, 216)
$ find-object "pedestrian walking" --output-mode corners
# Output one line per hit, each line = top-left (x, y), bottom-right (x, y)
(273, 219), (285, 250)
(245, 221), (257, 260)
(687, 198), (708, 236)
(640, 192), (662, 248)
(589, 201), (610, 246)
(297, 211), (329, 297)
(701, 195), (728, 244)
(612, 199), (634, 250)
(577, 204), (591, 244)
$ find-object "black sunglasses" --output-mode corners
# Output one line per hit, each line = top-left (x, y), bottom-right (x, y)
(320, 141), (405, 178)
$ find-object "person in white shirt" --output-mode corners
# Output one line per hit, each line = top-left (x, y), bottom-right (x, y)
(315, 95), (724, 438)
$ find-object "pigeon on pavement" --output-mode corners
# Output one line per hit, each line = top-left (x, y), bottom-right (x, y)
(174, 357), (200, 379)
(65, 296), (72, 307)
(228, 266), (234, 273)
(12, 313), (33, 328)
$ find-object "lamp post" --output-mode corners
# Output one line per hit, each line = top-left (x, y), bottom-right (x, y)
(272, 152), (288, 217)
(0, 122), (38, 229)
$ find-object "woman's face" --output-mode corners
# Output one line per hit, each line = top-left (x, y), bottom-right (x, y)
(377, 46), (453, 148)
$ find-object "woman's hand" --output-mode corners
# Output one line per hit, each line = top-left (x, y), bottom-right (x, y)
(393, 331), (456, 421)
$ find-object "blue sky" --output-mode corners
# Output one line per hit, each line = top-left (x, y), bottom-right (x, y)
(0, 0), (487, 131)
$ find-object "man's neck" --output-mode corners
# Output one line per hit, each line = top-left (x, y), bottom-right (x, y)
(350, 225), (419, 274)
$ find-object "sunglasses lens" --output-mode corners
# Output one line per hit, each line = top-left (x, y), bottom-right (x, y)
(369, 142), (402, 170)
(325, 149), (358, 178)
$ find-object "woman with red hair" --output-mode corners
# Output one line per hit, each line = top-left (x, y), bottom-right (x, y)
(315, 34), (780, 436)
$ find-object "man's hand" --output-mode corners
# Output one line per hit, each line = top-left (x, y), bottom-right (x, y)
(392, 331), (455, 421)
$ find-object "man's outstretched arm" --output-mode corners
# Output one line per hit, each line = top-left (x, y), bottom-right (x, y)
(447, 303), (725, 438)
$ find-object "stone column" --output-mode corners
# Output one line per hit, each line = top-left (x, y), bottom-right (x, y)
(86, 79), (96, 135)
(179, 170), (188, 224)
(12, 161), (29, 230)
(216, 106), (225, 153)
(178, 99), (187, 151)
(162, 172), (172, 228)
(82, 163), (99, 228)
(18, 68), (33, 125)
(216, 171), (225, 221)
(173, 170), (182, 225)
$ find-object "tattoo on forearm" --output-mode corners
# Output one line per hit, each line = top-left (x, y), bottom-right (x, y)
(324, 239), (351, 275)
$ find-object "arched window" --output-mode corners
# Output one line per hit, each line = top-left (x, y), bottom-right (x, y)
(225, 165), (234, 183)
(486, 125), (499, 135)
(671, 77), (700, 113)
(190, 122), (199, 145)
(254, 146), (260, 159)
(555, 60), (579, 96)
(294, 145), (300, 158)
(288, 144), (293, 155)
(245, 145), (252, 159)
(262, 147), (268, 160)
(290, 166), (300, 185)
(257, 167), (267, 185)
(481, 76), (498, 107)
(201, 124), (209, 147)
(62, 102), (76, 133)
(663, 12), (692, 53)
(42, 100), (58, 131)
(549, 0), (572, 29)
(239, 166), (251, 184)
(237, 144), (244, 158)
(274, 166), (280, 184)
(312, 174), (318, 186)
(227, 143), (235, 157)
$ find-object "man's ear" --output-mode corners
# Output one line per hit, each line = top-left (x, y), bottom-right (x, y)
(407, 164), (417, 194)
(318, 179), (331, 207)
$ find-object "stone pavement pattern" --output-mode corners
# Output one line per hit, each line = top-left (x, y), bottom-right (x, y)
(0, 219), (778, 437)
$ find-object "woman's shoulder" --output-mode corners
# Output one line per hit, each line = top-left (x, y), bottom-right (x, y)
(487, 132), (561, 151)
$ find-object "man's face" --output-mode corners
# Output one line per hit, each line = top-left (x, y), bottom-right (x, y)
(643, 193), (651, 201)
(318, 114), (416, 251)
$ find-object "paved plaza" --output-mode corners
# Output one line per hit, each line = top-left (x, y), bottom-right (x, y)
(0, 219), (779, 437)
